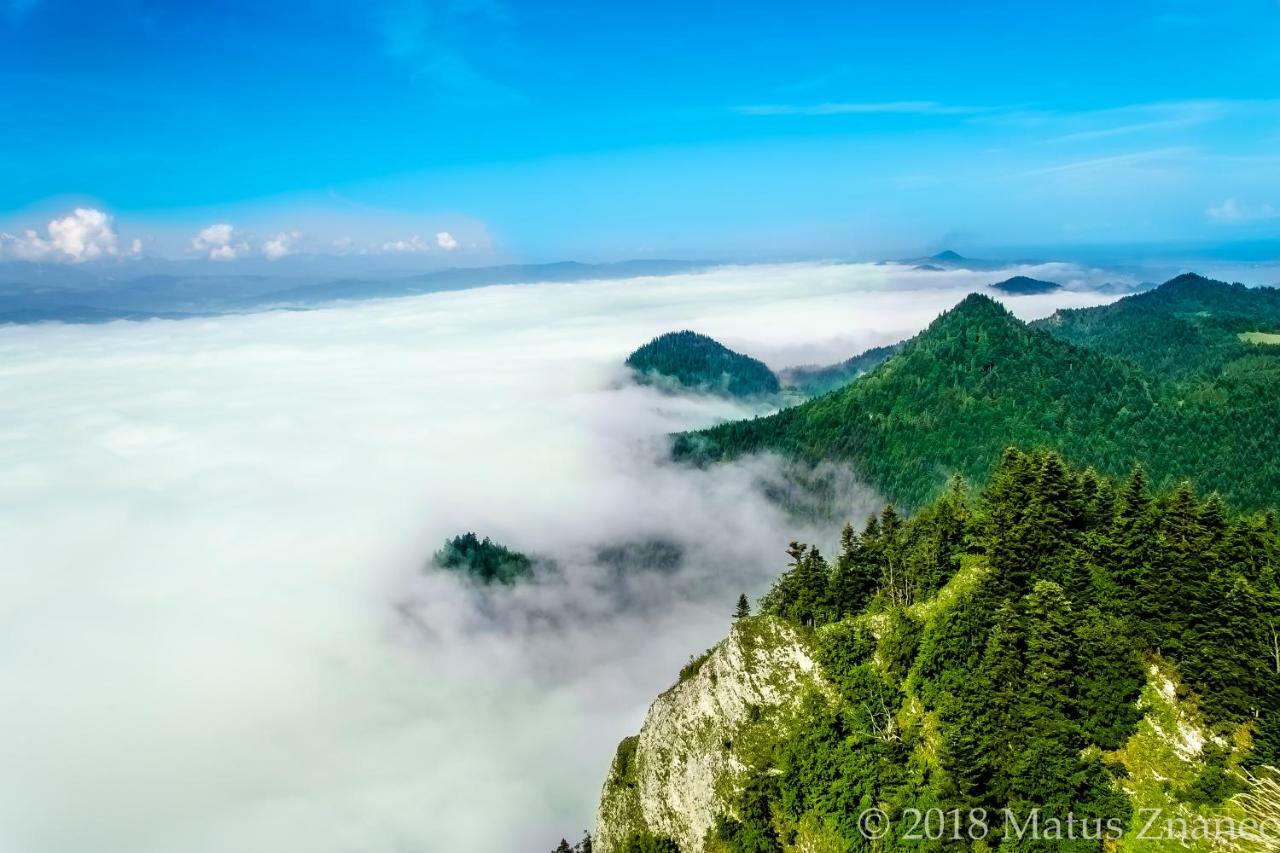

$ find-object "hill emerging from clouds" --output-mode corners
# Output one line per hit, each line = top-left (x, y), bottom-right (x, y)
(675, 275), (1280, 510)
(627, 331), (781, 398)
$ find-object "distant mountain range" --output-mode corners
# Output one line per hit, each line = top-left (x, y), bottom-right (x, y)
(0, 259), (708, 324)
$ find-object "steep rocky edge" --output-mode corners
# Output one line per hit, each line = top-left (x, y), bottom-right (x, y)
(595, 616), (824, 852)
(595, 613), (1245, 853)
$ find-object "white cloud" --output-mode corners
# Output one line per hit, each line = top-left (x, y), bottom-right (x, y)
(382, 234), (430, 253)
(0, 207), (124, 263)
(380, 232), (461, 253)
(1206, 198), (1278, 223)
(191, 223), (248, 261)
(0, 263), (1120, 853)
(263, 231), (301, 261)
(192, 223), (234, 250)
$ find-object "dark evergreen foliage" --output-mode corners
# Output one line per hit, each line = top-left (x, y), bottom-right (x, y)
(712, 451), (1279, 851)
(430, 532), (533, 584)
(618, 831), (680, 852)
(549, 832), (594, 853)
(990, 275), (1061, 295)
(626, 330), (780, 397)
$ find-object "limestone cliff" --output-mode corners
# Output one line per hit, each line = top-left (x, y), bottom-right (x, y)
(595, 616), (825, 852)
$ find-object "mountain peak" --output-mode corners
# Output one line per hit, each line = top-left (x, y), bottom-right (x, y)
(1158, 272), (1224, 294)
(914, 292), (1026, 346)
(946, 292), (1014, 320)
(626, 330), (780, 397)
(931, 250), (965, 261)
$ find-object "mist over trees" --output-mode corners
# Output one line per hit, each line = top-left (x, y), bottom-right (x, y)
(677, 276), (1280, 512)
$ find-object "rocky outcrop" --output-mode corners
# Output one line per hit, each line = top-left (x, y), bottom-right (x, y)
(595, 616), (825, 852)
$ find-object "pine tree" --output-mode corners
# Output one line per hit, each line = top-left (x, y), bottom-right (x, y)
(981, 448), (1038, 594)
(1150, 480), (1206, 655)
(941, 600), (1024, 807)
(734, 593), (751, 620)
(1008, 581), (1083, 817)
(1074, 608), (1143, 749)
(879, 504), (912, 606)
(829, 523), (878, 618)
(1112, 464), (1156, 631)
(760, 542), (829, 626)
(1025, 452), (1088, 597)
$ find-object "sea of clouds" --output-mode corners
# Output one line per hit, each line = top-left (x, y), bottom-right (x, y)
(0, 261), (1123, 853)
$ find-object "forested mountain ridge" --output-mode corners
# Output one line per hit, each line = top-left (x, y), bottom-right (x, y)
(597, 452), (1280, 852)
(1032, 273), (1280, 379)
(627, 331), (781, 397)
(674, 278), (1280, 511)
(777, 342), (904, 397)
(674, 294), (1159, 508)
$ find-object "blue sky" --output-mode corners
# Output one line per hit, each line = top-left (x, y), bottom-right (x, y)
(2, 0), (1279, 264)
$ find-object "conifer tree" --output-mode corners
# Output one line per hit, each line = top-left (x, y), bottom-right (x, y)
(941, 600), (1024, 806)
(734, 593), (751, 620)
(981, 448), (1038, 594)
(1008, 581), (1082, 815)
(829, 523), (878, 618)
(1111, 464), (1156, 630)
(1074, 608), (1143, 749)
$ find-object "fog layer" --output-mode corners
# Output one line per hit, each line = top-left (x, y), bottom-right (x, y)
(0, 262), (1118, 853)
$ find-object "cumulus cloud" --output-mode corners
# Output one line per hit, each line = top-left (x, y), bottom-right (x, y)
(263, 231), (301, 261)
(1206, 198), (1278, 223)
(380, 232), (462, 253)
(0, 263), (1120, 852)
(382, 234), (430, 253)
(0, 207), (126, 262)
(191, 223), (248, 261)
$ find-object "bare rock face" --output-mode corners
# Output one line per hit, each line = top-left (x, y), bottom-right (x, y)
(595, 616), (824, 852)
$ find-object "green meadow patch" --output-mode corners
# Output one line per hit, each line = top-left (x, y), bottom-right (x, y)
(1239, 331), (1280, 345)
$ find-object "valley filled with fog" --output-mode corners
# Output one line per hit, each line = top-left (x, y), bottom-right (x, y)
(0, 261), (1129, 852)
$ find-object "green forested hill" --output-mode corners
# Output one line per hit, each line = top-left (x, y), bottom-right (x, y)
(627, 330), (781, 397)
(674, 282), (1280, 511)
(991, 275), (1061, 295)
(1032, 273), (1280, 380)
(701, 451), (1280, 852)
